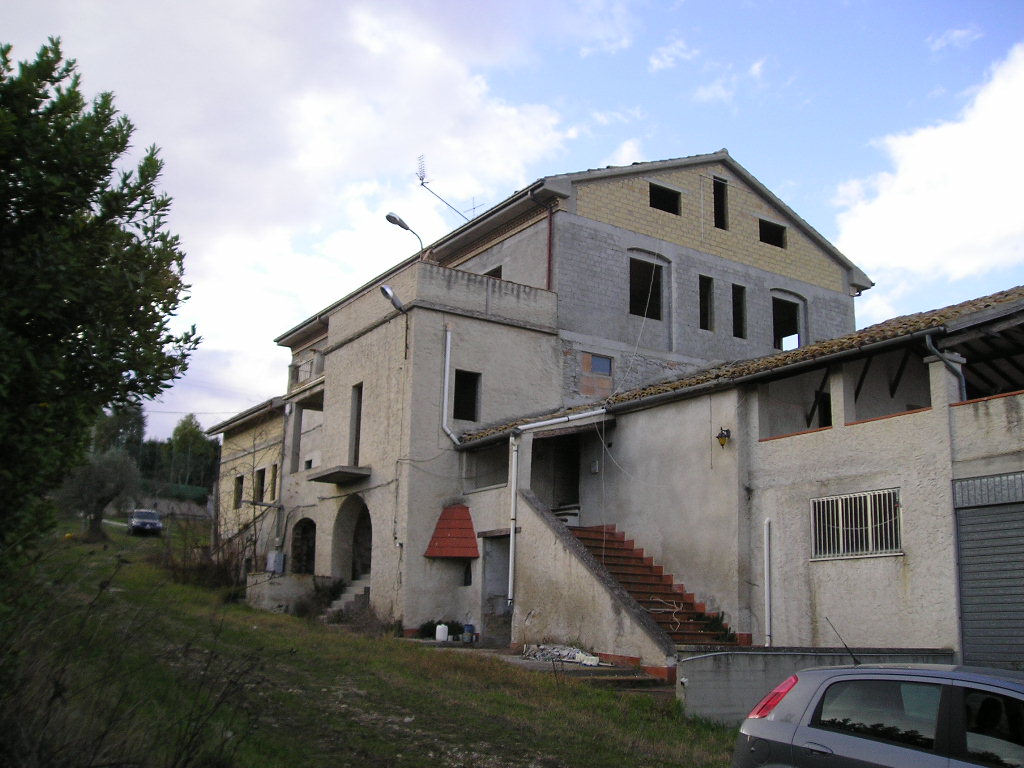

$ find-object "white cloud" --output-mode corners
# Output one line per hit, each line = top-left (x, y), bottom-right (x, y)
(694, 75), (737, 104)
(749, 58), (766, 80)
(3, 1), (583, 438)
(928, 26), (983, 52)
(648, 37), (699, 72)
(604, 139), (645, 167)
(835, 43), (1024, 322)
(591, 107), (645, 125)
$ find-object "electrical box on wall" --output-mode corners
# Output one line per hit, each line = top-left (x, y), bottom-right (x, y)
(266, 550), (285, 573)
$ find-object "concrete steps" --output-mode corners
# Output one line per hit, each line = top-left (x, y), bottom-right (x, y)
(570, 524), (749, 646)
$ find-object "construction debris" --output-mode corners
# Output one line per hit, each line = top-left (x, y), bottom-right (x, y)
(521, 644), (607, 667)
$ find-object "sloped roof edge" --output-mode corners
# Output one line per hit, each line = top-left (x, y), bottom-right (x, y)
(206, 396), (285, 437)
(459, 284), (1024, 446)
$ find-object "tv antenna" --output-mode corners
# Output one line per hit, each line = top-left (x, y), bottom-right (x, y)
(416, 155), (470, 221)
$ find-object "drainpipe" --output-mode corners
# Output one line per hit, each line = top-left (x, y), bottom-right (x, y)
(507, 434), (520, 606)
(925, 333), (967, 402)
(505, 407), (607, 608)
(441, 325), (460, 446)
(763, 518), (772, 648)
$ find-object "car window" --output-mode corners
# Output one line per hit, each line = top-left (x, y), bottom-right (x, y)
(961, 688), (1024, 767)
(135, 511), (159, 521)
(812, 678), (942, 751)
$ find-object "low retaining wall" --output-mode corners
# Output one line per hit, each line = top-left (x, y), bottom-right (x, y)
(676, 646), (956, 724)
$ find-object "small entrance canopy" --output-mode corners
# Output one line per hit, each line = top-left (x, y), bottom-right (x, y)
(424, 504), (479, 559)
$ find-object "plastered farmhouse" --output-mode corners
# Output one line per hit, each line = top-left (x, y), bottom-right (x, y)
(209, 150), (1024, 710)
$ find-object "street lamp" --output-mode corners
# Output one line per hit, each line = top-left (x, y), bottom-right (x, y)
(385, 212), (424, 252)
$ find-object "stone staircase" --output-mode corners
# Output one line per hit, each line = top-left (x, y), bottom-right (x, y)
(570, 524), (749, 646)
(322, 574), (371, 619)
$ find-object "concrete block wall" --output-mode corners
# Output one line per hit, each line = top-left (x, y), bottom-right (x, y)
(572, 162), (848, 294)
(552, 213), (856, 406)
(677, 648), (956, 724)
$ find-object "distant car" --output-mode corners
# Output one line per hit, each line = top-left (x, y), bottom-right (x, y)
(732, 664), (1024, 768)
(127, 509), (163, 536)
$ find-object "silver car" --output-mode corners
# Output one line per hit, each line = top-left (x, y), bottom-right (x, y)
(732, 664), (1024, 767)
(127, 509), (163, 536)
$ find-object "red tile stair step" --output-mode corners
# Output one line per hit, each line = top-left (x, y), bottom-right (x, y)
(570, 524), (740, 645)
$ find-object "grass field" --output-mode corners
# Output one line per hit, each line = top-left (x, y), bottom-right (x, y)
(1, 521), (736, 768)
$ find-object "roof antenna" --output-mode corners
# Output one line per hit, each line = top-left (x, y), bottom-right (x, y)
(417, 154), (469, 221)
(825, 616), (861, 666)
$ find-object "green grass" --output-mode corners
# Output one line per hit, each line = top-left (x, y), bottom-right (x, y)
(2, 522), (736, 767)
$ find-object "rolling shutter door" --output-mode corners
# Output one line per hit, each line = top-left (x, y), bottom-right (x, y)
(957, 502), (1024, 669)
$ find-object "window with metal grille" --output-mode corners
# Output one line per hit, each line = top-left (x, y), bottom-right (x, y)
(811, 489), (902, 559)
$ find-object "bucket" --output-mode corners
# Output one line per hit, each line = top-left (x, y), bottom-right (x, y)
(434, 624), (449, 642)
(463, 624), (475, 643)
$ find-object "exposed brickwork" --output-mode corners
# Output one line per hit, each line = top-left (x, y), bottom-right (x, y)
(574, 163), (846, 293)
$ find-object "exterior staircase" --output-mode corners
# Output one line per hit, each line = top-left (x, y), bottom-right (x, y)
(570, 524), (749, 646)
(321, 574), (370, 620)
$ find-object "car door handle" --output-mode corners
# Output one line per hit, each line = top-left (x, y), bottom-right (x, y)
(800, 742), (834, 756)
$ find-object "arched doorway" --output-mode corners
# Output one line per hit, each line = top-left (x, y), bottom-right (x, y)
(291, 518), (316, 574)
(352, 508), (372, 581)
(331, 496), (372, 583)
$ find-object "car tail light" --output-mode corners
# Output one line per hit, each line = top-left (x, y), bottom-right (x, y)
(747, 674), (798, 719)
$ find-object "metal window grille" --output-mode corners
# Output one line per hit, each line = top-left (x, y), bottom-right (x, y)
(811, 488), (901, 559)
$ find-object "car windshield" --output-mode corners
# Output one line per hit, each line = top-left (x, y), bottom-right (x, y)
(134, 511), (160, 521)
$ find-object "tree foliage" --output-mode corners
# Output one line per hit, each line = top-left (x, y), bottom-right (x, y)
(55, 450), (140, 540)
(92, 403), (146, 456)
(0, 39), (198, 562)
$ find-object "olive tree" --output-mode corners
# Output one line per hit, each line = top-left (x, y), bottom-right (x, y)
(0, 39), (198, 562)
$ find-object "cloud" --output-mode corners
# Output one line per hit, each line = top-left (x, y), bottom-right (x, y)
(928, 26), (983, 52)
(604, 139), (645, 167)
(648, 37), (699, 72)
(5, 1), (586, 437)
(591, 107), (645, 125)
(694, 75), (737, 104)
(835, 43), (1024, 320)
(575, 0), (637, 56)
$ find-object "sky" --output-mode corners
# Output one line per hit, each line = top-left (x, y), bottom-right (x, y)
(5, 1), (1024, 440)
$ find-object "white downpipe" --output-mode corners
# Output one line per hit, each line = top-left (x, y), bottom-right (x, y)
(763, 518), (773, 647)
(440, 325), (459, 445)
(507, 435), (520, 606)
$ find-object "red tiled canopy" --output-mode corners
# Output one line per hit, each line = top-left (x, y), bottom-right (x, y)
(424, 504), (479, 559)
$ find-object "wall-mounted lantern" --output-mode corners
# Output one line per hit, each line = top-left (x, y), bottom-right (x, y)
(716, 427), (731, 448)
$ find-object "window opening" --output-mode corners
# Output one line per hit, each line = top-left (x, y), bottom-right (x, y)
(588, 354), (612, 376)
(254, 468), (266, 503)
(759, 219), (787, 248)
(629, 258), (663, 319)
(772, 297), (800, 350)
(462, 560), (473, 587)
(811, 488), (902, 559)
(233, 476), (243, 509)
(350, 382), (363, 465)
(713, 176), (728, 230)
(649, 183), (680, 214)
(732, 284), (746, 338)
(453, 370), (481, 421)
(291, 518), (316, 574)
(699, 275), (714, 331)
(464, 442), (509, 490)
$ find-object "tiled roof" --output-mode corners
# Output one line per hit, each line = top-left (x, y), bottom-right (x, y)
(460, 284), (1024, 444)
(424, 504), (479, 559)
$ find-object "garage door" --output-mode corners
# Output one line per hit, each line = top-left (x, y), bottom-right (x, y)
(957, 502), (1024, 669)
